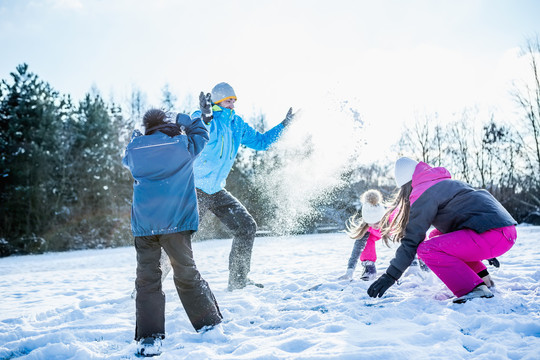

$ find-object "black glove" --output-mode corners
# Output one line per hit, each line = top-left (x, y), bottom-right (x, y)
(487, 257), (500, 268)
(280, 107), (295, 127)
(199, 91), (213, 124)
(367, 273), (397, 298)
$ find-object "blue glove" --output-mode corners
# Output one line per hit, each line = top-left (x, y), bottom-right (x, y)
(367, 273), (397, 298)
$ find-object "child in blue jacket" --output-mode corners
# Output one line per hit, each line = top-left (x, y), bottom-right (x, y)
(123, 109), (222, 356)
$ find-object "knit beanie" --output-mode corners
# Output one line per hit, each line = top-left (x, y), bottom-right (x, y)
(394, 157), (419, 187)
(143, 108), (167, 130)
(361, 189), (386, 224)
(211, 82), (237, 104)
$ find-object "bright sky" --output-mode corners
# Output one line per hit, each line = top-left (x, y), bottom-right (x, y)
(1, 0), (539, 162)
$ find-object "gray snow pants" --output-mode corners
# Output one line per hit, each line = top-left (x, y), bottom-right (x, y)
(134, 231), (222, 340)
(197, 188), (257, 289)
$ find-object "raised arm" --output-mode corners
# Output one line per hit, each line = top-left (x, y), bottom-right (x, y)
(176, 113), (209, 157)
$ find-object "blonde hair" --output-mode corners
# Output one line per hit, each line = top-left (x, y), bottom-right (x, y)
(345, 189), (387, 241)
(345, 214), (371, 240)
(379, 182), (413, 246)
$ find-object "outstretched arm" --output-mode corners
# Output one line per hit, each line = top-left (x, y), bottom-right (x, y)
(240, 107), (297, 150)
(347, 233), (370, 270)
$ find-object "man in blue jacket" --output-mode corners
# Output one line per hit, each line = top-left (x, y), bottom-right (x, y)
(123, 109), (222, 356)
(193, 82), (295, 291)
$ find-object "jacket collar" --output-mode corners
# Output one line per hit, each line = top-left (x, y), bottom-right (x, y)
(212, 105), (235, 116)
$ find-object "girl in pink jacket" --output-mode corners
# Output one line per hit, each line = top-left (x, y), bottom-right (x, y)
(368, 157), (517, 303)
(340, 190), (387, 281)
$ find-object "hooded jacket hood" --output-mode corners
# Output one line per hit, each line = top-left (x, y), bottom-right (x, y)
(410, 162), (452, 205)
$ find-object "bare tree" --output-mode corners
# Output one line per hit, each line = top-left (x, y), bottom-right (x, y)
(445, 110), (478, 183)
(513, 36), (540, 187)
(397, 112), (440, 163)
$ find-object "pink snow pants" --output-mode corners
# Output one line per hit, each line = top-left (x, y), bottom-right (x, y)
(417, 225), (516, 297)
(360, 235), (380, 262)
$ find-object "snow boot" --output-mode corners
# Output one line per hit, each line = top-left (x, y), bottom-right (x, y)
(360, 261), (377, 281)
(137, 336), (162, 357)
(246, 278), (264, 288)
(228, 276), (264, 291)
(482, 274), (495, 288)
(453, 284), (494, 304)
(418, 259), (430, 272)
(411, 258), (430, 272)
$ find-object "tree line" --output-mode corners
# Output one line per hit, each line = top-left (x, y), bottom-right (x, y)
(1, 39), (539, 257)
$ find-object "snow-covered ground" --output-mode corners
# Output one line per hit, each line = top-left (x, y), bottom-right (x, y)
(1, 225), (539, 360)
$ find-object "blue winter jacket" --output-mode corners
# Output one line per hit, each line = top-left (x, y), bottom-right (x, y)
(191, 105), (285, 194)
(122, 117), (209, 236)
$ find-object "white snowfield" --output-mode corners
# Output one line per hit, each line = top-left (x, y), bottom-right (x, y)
(1, 225), (539, 359)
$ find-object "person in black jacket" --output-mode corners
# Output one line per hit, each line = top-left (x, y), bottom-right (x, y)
(368, 157), (517, 303)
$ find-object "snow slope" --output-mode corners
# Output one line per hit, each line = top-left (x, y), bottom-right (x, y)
(1, 226), (539, 359)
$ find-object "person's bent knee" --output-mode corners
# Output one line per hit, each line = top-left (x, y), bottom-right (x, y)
(236, 217), (257, 239)
(417, 241), (432, 262)
(245, 218), (257, 238)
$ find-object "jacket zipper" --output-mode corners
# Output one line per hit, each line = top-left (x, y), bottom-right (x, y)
(220, 135), (224, 158)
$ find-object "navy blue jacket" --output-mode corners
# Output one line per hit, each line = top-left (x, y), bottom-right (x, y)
(122, 117), (209, 236)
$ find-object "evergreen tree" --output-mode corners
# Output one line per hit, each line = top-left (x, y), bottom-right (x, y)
(48, 93), (131, 250)
(0, 64), (68, 254)
(161, 83), (177, 112)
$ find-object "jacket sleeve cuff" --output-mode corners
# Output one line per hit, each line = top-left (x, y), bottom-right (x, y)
(386, 265), (403, 281)
(201, 113), (213, 125)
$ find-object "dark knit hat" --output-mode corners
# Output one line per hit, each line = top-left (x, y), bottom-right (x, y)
(142, 109), (167, 130)
(143, 109), (181, 137)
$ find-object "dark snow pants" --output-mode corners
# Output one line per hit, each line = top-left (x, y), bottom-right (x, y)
(197, 188), (257, 289)
(134, 231), (222, 341)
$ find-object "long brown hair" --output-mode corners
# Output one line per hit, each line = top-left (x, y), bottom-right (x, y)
(379, 181), (413, 246)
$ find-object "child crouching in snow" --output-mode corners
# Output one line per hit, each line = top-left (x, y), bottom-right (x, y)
(123, 109), (222, 356)
(367, 157), (517, 303)
(340, 189), (388, 281)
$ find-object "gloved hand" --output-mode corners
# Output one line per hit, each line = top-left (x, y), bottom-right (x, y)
(338, 268), (354, 280)
(131, 129), (143, 139)
(487, 257), (500, 268)
(367, 273), (396, 298)
(199, 91), (213, 124)
(280, 107), (296, 127)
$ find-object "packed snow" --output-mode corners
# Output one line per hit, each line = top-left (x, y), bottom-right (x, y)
(1, 226), (539, 360)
